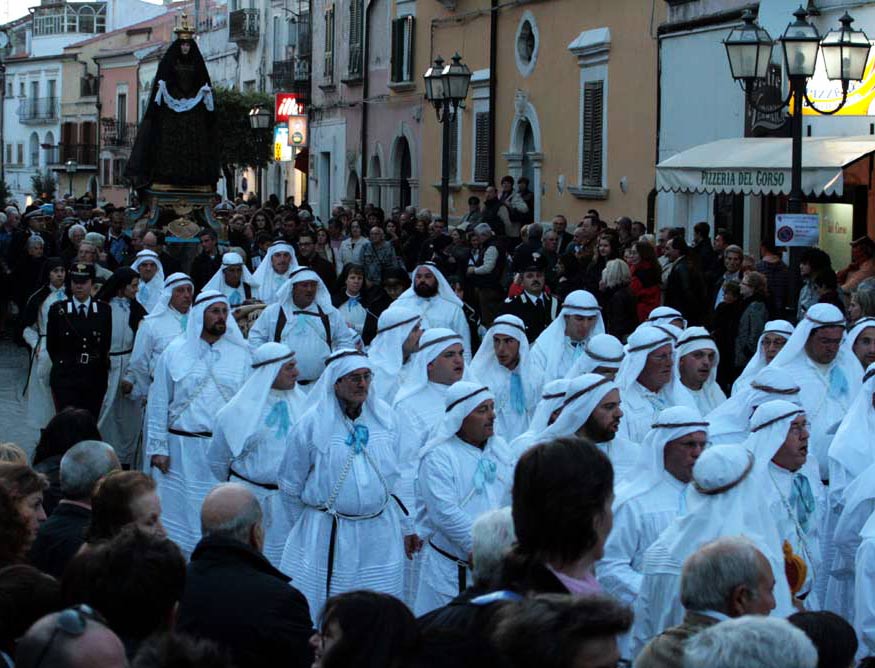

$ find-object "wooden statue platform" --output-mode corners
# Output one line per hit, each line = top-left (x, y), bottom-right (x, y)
(126, 183), (223, 240)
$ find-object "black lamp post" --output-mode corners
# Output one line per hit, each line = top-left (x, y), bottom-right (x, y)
(248, 104), (272, 204)
(65, 159), (78, 198)
(424, 53), (472, 224)
(724, 7), (871, 213)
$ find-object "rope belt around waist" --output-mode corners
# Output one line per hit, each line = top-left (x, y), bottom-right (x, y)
(168, 427), (213, 438)
(429, 540), (470, 594)
(316, 494), (409, 598)
(229, 469), (279, 491)
(109, 349), (133, 356)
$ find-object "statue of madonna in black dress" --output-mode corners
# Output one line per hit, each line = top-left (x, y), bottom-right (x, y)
(125, 16), (220, 190)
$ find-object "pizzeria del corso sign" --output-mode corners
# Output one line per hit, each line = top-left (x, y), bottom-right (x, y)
(699, 169), (786, 188)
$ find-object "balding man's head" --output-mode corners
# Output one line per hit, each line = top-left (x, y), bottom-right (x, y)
(15, 608), (127, 668)
(200, 483), (263, 550)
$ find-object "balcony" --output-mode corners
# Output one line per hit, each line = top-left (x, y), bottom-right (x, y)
(46, 144), (98, 167)
(229, 9), (259, 49)
(270, 59), (310, 95)
(101, 118), (137, 150)
(18, 97), (58, 123)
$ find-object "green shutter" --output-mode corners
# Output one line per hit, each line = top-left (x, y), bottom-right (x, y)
(582, 80), (604, 187)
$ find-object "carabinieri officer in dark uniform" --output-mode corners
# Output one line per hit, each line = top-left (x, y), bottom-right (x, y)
(501, 249), (559, 343)
(46, 262), (112, 419)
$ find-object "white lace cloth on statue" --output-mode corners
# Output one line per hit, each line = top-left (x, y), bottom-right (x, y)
(155, 80), (214, 112)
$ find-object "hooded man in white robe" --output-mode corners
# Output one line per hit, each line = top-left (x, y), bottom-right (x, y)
(731, 320), (795, 396)
(676, 327), (726, 416)
(629, 443), (793, 658)
(414, 381), (513, 616)
(530, 289), (605, 386)
(252, 240), (299, 304)
(146, 290), (251, 555)
(507, 378), (569, 461)
(124, 272), (194, 401)
(645, 306), (686, 330)
(207, 342), (307, 568)
(393, 263), (472, 360)
(599, 406), (707, 611)
(367, 307), (422, 404)
(742, 400), (825, 607)
(203, 251), (259, 306)
(278, 349), (408, 618)
(533, 373), (637, 481)
(469, 314), (540, 441)
(707, 366), (801, 445)
(616, 325), (699, 444)
(564, 333), (625, 380)
(771, 303), (862, 481)
(823, 363), (875, 621)
(248, 267), (357, 389)
(131, 249), (165, 313)
(854, 508), (875, 659)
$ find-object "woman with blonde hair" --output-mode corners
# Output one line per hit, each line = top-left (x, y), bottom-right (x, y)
(600, 258), (637, 341)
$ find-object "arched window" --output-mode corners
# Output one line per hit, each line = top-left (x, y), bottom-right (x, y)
(79, 6), (95, 33)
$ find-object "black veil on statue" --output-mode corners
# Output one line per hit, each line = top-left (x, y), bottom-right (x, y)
(126, 17), (220, 190)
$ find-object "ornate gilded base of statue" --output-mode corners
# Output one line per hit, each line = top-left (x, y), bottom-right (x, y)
(126, 184), (223, 240)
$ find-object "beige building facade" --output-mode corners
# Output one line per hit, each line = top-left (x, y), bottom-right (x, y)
(412, 0), (664, 226)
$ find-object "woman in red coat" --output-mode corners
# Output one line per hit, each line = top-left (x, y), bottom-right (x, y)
(626, 240), (661, 322)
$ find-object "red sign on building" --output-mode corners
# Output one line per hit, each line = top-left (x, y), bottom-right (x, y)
(275, 93), (304, 123)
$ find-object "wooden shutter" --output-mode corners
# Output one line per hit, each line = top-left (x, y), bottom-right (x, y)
(348, 0), (362, 77)
(323, 7), (334, 82)
(581, 80), (604, 187)
(474, 111), (490, 183)
(403, 16), (414, 82)
(390, 18), (402, 82)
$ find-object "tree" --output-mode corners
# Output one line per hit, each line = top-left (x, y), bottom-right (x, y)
(31, 171), (57, 200)
(213, 87), (275, 200)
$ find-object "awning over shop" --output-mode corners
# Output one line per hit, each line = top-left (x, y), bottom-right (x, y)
(656, 136), (875, 197)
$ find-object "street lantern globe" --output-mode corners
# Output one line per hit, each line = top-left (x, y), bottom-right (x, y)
(248, 104), (272, 130)
(821, 12), (871, 82)
(781, 5), (821, 79)
(65, 159), (78, 174)
(424, 56), (446, 103)
(724, 9), (774, 80)
(442, 53), (472, 103)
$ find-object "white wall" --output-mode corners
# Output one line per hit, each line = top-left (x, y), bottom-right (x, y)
(309, 118), (346, 221)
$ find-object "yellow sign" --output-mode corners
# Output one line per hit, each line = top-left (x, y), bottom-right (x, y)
(803, 45), (875, 115)
(273, 125), (293, 163)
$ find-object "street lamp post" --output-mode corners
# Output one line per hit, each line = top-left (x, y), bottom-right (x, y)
(724, 7), (871, 213)
(65, 159), (78, 198)
(424, 53), (472, 224)
(248, 104), (272, 205)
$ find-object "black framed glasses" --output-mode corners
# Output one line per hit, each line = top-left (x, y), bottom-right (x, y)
(32, 604), (106, 668)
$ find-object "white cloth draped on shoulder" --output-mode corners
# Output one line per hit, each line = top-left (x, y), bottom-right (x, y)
(629, 444), (793, 658)
(529, 290), (605, 385)
(707, 366), (800, 445)
(469, 314), (540, 441)
(730, 320), (794, 396)
(413, 381), (513, 615)
(23, 284), (65, 431)
(599, 406), (707, 609)
(278, 349), (407, 618)
(367, 306), (421, 404)
(208, 342), (306, 568)
(508, 378), (569, 461)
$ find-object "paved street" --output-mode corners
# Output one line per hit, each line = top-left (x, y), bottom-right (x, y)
(0, 339), (40, 458)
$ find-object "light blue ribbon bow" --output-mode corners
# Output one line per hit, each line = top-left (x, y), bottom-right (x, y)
(790, 473), (815, 533)
(828, 366), (848, 399)
(347, 295), (361, 307)
(345, 424), (370, 454)
(569, 338), (586, 361)
(180, 314), (189, 330)
(265, 401), (291, 439)
(229, 289), (243, 306)
(139, 284), (149, 302)
(115, 298), (130, 312)
(55, 290), (65, 302)
(473, 458), (497, 493)
(510, 371), (526, 415)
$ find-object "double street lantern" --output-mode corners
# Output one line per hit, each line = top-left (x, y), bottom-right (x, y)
(248, 104), (272, 204)
(65, 159), (78, 198)
(723, 7), (871, 212)
(423, 53), (472, 225)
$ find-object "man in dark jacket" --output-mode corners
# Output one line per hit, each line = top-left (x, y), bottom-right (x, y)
(176, 483), (314, 668)
(29, 440), (120, 577)
(189, 228), (223, 293)
(664, 237), (708, 326)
